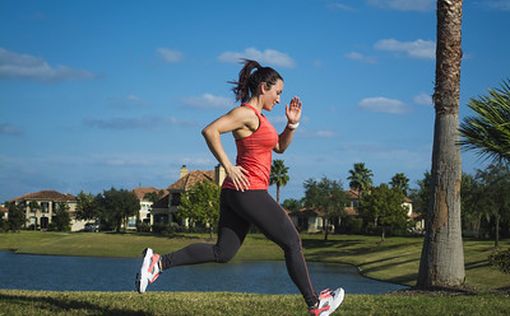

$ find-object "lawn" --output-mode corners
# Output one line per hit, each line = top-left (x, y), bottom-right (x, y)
(1, 231), (508, 291)
(0, 290), (509, 316)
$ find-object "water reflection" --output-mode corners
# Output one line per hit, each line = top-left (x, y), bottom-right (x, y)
(0, 251), (406, 294)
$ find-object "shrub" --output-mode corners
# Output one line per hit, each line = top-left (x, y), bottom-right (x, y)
(489, 248), (510, 274)
(136, 221), (151, 233)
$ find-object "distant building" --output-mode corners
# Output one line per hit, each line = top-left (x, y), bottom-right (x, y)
(12, 190), (86, 231)
(0, 204), (7, 221)
(129, 187), (166, 229)
(152, 164), (226, 226)
(287, 189), (423, 233)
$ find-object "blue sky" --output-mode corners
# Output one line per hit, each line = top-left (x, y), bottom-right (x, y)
(1, 0), (509, 203)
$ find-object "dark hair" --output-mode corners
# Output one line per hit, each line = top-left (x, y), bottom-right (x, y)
(229, 59), (283, 103)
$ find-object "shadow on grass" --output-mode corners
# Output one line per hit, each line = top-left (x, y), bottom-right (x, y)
(385, 272), (419, 285)
(465, 259), (490, 270)
(360, 257), (419, 274)
(0, 293), (153, 315)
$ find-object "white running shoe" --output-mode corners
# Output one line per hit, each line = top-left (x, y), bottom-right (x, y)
(135, 248), (161, 293)
(308, 287), (346, 316)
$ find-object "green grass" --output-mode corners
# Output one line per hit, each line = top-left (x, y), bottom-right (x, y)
(1, 290), (509, 315)
(1, 231), (509, 291)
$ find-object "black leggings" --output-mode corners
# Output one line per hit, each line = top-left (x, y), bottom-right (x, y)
(160, 189), (318, 307)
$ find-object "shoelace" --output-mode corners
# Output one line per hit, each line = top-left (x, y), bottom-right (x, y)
(309, 289), (333, 315)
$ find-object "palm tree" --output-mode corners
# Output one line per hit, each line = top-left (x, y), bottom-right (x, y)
(270, 159), (289, 204)
(417, 0), (465, 289)
(390, 172), (410, 196)
(459, 80), (510, 164)
(347, 162), (373, 196)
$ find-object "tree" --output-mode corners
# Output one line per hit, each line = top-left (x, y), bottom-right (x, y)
(95, 188), (140, 232)
(408, 171), (431, 221)
(6, 202), (25, 232)
(417, 0), (465, 290)
(51, 202), (71, 232)
(178, 181), (220, 239)
(358, 184), (408, 242)
(76, 191), (97, 221)
(143, 190), (166, 204)
(270, 159), (289, 204)
(460, 173), (484, 238)
(459, 80), (510, 164)
(282, 198), (301, 213)
(390, 173), (410, 196)
(303, 177), (347, 240)
(347, 162), (373, 197)
(474, 163), (510, 247)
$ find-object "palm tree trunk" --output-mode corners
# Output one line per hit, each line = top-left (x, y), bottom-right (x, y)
(417, 0), (465, 289)
(276, 185), (281, 204)
(495, 214), (500, 248)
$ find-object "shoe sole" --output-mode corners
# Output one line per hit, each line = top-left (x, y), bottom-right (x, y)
(327, 288), (345, 315)
(136, 248), (153, 294)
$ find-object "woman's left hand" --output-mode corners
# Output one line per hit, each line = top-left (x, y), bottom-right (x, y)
(285, 96), (302, 124)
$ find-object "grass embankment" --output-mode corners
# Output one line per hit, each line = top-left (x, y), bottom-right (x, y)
(1, 231), (509, 291)
(1, 290), (509, 316)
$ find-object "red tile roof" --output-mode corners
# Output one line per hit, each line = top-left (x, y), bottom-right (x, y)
(13, 190), (77, 202)
(167, 170), (214, 191)
(132, 187), (165, 200)
(152, 193), (169, 209)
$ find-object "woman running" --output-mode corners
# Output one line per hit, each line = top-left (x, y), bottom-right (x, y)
(136, 59), (345, 315)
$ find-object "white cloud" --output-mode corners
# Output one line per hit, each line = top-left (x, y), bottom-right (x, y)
(84, 116), (195, 130)
(359, 97), (408, 114)
(0, 47), (95, 81)
(315, 130), (336, 138)
(374, 38), (435, 59)
(0, 123), (23, 136)
(157, 48), (183, 63)
(182, 93), (233, 109)
(328, 2), (355, 11)
(413, 93), (433, 106)
(367, 0), (434, 11)
(107, 95), (148, 108)
(483, 0), (510, 11)
(218, 48), (295, 68)
(345, 51), (377, 64)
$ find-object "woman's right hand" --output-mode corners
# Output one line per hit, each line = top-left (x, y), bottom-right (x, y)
(226, 165), (250, 192)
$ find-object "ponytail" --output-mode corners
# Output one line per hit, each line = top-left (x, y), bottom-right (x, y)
(229, 59), (283, 103)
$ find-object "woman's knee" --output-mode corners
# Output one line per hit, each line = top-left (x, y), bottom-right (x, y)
(213, 245), (237, 263)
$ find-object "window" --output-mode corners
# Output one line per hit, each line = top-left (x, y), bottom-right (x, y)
(41, 202), (50, 213)
(171, 193), (181, 206)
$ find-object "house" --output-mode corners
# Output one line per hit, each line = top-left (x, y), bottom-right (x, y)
(0, 204), (7, 221)
(12, 190), (86, 231)
(128, 187), (165, 230)
(152, 165), (226, 226)
(287, 189), (423, 233)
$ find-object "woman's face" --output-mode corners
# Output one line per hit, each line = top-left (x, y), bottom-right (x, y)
(262, 79), (284, 111)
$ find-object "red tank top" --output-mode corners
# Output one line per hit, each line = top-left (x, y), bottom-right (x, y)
(222, 104), (279, 190)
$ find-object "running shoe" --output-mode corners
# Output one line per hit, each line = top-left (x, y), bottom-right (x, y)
(308, 287), (345, 316)
(135, 248), (161, 293)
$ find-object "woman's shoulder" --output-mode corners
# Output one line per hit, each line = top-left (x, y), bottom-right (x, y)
(227, 105), (258, 120)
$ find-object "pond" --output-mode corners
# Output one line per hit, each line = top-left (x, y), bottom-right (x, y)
(0, 251), (407, 294)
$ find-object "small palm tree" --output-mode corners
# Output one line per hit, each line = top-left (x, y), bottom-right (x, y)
(347, 162), (373, 196)
(459, 79), (510, 164)
(390, 172), (410, 196)
(270, 159), (289, 204)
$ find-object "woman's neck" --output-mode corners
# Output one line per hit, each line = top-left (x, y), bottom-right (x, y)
(246, 97), (264, 113)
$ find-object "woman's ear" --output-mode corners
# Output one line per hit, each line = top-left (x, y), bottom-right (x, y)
(259, 82), (270, 94)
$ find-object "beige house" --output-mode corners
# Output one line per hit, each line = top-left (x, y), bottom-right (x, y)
(128, 187), (166, 229)
(152, 165), (226, 226)
(12, 190), (87, 231)
(0, 204), (7, 221)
